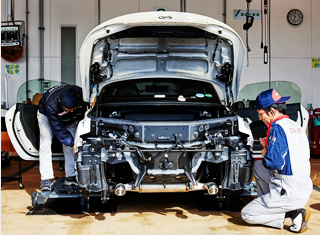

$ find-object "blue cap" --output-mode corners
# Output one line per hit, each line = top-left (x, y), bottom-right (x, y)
(255, 88), (290, 109)
(60, 86), (78, 109)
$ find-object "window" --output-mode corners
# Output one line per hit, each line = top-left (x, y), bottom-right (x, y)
(61, 27), (76, 85)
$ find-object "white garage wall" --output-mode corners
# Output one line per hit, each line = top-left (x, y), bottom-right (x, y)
(1, 0), (27, 111)
(139, 0), (181, 12)
(50, 0), (96, 86)
(226, 0), (320, 108)
(186, 0), (223, 21)
(311, 0), (320, 109)
(1, 0), (320, 109)
(100, 0), (140, 23)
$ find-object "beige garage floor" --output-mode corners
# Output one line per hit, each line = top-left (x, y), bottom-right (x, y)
(1, 157), (320, 235)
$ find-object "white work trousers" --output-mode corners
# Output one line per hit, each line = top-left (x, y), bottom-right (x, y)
(37, 111), (77, 180)
(242, 160), (312, 229)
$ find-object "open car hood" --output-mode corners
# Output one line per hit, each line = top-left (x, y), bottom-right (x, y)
(80, 11), (246, 103)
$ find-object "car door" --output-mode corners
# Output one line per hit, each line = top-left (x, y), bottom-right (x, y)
(5, 80), (67, 161)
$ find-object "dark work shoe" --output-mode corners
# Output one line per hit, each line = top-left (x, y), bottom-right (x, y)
(64, 176), (78, 186)
(40, 179), (51, 191)
(289, 207), (311, 233)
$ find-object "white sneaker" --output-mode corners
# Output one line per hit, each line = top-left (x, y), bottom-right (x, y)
(289, 208), (311, 233)
(64, 176), (78, 186)
(40, 179), (51, 191)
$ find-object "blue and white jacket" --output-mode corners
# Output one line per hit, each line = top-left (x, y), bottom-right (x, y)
(263, 116), (311, 179)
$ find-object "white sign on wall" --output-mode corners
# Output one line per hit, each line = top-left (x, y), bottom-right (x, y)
(233, 10), (261, 20)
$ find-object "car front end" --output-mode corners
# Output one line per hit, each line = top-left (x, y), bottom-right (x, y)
(74, 11), (253, 202)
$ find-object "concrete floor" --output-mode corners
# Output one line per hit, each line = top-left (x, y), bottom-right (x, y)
(1, 157), (320, 235)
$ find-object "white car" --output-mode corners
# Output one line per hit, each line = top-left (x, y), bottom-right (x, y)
(7, 12), (254, 203)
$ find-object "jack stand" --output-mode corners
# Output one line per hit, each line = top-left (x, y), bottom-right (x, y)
(31, 177), (81, 208)
(29, 177), (118, 215)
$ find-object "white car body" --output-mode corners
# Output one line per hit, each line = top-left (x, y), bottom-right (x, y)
(7, 12), (256, 201)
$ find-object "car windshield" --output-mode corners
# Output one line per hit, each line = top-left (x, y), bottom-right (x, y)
(236, 81), (302, 105)
(99, 78), (221, 104)
(16, 79), (69, 103)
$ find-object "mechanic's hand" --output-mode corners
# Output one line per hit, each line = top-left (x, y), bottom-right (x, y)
(72, 146), (75, 155)
(261, 146), (267, 157)
(259, 137), (267, 147)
